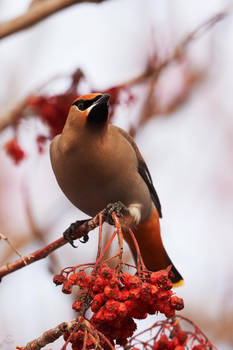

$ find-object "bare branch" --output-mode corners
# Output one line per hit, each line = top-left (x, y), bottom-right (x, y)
(23, 318), (79, 350)
(0, 0), (106, 40)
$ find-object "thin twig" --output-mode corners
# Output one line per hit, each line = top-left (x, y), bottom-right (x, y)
(0, 232), (26, 264)
(83, 329), (88, 350)
(96, 213), (103, 261)
(127, 226), (146, 273)
(95, 229), (118, 267)
(0, 0), (106, 40)
(112, 213), (124, 270)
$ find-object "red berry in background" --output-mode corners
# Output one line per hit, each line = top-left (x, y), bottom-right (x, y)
(36, 134), (48, 153)
(27, 93), (78, 138)
(5, 138), (25, 164)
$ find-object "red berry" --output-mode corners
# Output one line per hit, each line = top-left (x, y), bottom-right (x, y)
(104, 285), (119, 298)
(105, 299), (120, 313)
(62, 280), (73, 294)
(153, 334), (169, 349)
(118, 288), (130, 301)
(72, 300), (83, 312)
(129, 287), (141, 299)
(5, 138), (25, 164)
(93, 277), (108, 293)
(69, 273), (79, 285)
(176, 330), (188, 345)
(170, 296), (184, 310)
(150, 284), (159, 296)
(91, 293), (105, 312)
(150, 269), (169, 286)
(53, 274), (65, 285)
(100, 265), (114, 279)
(75, 271), (88, 289)
(118, 302), (128, 317)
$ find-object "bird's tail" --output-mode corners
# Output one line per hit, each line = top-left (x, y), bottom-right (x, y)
(122, 207), (183, 286)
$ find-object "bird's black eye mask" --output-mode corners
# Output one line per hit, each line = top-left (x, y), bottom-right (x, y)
(72, 95), (102, 111)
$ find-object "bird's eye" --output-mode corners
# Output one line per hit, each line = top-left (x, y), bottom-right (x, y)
(78, 102), (85, 111)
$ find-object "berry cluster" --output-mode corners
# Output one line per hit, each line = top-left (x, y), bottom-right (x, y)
(53, 264), (184, 348)
(152, 332), (188, 350)
(133, 332), (210, 350)
(27, 92), (78, 138)
(128, 314), (216, 350)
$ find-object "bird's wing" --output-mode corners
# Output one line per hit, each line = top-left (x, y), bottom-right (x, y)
(115, 126), (162, 218)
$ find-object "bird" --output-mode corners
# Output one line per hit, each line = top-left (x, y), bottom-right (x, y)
(50, 92), (183, 285)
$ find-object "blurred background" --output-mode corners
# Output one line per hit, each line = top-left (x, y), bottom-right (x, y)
(0, 0), (233, 348)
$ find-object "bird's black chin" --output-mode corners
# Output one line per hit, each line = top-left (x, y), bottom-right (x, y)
(87, 94), (110, 125)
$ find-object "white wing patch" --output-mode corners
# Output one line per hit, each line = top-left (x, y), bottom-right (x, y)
(128, 203), (142, 224)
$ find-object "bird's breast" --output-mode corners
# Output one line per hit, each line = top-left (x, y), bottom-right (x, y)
(50, 129), (151, 220)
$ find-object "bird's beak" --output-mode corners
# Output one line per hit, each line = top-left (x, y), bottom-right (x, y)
(87, 94), (110, 123)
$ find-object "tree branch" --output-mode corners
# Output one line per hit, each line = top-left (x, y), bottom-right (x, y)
(0, 210), (106, 281)
(0, 0), (106, 40)
(22, 318), (80, 350)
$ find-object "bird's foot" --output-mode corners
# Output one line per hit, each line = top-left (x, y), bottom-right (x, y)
(104, 201), (129, 225)
(63, 219), (89, 248)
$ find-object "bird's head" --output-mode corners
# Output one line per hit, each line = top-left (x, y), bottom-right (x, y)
(70, 93), (110, 129)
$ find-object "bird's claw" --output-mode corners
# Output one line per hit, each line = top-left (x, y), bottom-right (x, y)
(63, 219), (89, 247)
(104, 201), (129, 225)
(79, 233), (89, 244)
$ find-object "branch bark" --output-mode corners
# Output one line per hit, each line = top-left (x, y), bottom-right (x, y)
(0, 0), (106, 40)
(22, 318), (80, 350)
(0, 210), (106, 281)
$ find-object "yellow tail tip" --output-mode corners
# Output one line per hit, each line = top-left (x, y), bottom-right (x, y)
(173, 279), (184, 288)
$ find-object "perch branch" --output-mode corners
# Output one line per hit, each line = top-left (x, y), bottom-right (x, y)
(0, 0), (106, 40)
(0, 210), (106, 281)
